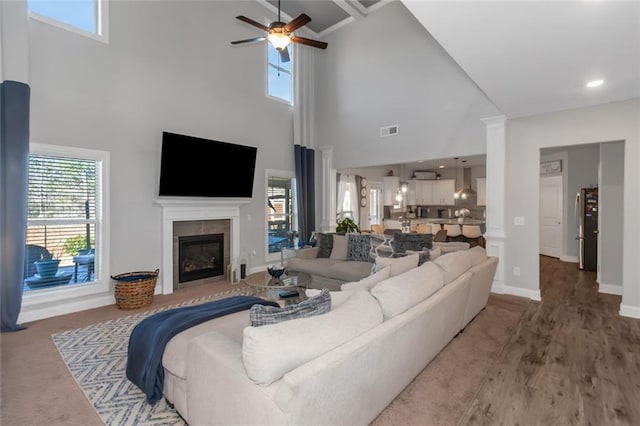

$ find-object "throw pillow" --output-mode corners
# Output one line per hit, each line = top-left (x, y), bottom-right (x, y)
(404, 249), (430, 266)
(372, 252), (419, 277)
(391, 232), (433, 253)
(341, 265), (391, 292)
(329, 234), (349, 260)
(429, 246), (442, 260)
(346, 234), (371, 262)
(317, 233), (334, 258)
(250, 288), (331, 327)
(369, 233), (394, 263)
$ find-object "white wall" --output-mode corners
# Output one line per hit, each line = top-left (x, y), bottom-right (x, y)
(25, 1), (295, 317)
(314, 1), (500, 169)
(505, 99), (640, 317)
(599, 141), (624, 294)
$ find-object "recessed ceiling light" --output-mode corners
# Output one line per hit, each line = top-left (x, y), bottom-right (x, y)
(438, 165), (445, 169)
(586, 79), (604, 88)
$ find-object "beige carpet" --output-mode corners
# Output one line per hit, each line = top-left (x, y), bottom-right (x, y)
(1, 281), (528, 426)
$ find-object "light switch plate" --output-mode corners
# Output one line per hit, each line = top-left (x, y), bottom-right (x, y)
(514, 216), (525, 226)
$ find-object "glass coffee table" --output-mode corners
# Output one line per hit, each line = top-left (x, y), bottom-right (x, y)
(243, 270), (311, 306)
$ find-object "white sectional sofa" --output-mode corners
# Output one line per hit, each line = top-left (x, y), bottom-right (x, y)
(161, 246), (498, 425)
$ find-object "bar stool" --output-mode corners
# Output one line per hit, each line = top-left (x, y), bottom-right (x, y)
(415, 223), (431, 234)
(444, 224), (463, 242)
(462, 225), (484, 248)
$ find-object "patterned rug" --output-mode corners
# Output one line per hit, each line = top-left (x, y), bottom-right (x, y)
(52, 286), (255, 426)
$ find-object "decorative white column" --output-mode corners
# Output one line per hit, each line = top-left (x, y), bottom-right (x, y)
(482, 115), (507, 293)
(318, 146), (336, 233)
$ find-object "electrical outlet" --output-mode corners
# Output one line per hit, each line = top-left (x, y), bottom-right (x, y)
(513, 266), (521, 276)
(514, 216), (525, 226)
(247, 214), (252, 221)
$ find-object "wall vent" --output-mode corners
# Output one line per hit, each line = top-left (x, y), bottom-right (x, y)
(380, 125), (399, 137)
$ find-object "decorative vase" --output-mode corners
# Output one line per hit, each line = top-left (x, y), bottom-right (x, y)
(35, 259), (60, 278)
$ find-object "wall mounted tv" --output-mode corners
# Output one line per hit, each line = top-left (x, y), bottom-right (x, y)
(158, 131), (257, 198)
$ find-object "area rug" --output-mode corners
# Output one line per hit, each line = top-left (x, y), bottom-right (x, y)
(52, 286), (254, 426)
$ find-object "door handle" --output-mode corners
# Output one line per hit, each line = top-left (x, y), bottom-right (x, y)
(593, 230), (599, 235)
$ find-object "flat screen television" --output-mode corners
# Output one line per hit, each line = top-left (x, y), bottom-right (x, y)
(158, 131), (257, 198)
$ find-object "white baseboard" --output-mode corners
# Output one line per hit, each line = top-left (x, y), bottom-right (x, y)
(18, 293), (115, 324)
(503, 285), (541, 301)
(559, 255), (579, 263)
(598, 283), (623, 296)
(491, 282), (541, 301)
(620, 304), (640, 319)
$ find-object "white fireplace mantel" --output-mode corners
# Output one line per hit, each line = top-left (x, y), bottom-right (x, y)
(155, 197), (250, 294)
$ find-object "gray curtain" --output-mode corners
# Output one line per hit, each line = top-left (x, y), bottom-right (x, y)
(294, 145), (315, 247)
(1, 80), (30, 332)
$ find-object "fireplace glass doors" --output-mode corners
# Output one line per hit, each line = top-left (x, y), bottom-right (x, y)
(178, 233), (224, 283)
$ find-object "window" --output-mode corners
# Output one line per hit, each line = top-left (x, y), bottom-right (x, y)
(28, 0), (109, 42)
(24, 144), (107, 294)
(266, 171), (298, 259)
(266, 43), (293, 104)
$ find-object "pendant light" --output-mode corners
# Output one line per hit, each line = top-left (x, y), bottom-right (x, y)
(453, 157), (460, 199)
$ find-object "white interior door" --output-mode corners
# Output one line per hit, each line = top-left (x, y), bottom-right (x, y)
(540, 175), (564, 257)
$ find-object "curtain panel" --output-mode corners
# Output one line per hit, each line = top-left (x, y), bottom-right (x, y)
(294, 145), (315, 247)
(1, 80), (30, 332)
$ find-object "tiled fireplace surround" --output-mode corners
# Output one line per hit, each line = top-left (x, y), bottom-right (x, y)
(156, 199), (249, 294)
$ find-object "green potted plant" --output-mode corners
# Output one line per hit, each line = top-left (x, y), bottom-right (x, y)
(336, 217), (359, 234)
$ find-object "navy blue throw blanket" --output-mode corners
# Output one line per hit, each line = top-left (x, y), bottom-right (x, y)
(126, 295), (278, 403)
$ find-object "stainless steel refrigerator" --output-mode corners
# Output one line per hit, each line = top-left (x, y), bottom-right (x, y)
(576, 188), (598, 271)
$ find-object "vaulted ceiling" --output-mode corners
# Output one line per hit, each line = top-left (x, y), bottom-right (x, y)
(260, 0), (640, 120)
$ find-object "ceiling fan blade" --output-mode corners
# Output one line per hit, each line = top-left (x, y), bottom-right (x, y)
(278, 46), (290, 63)
(290, 36), (328, 50)
(284, 13), (311, 33)
(235, 15), (270, 32)
(231, 37), (266, 45)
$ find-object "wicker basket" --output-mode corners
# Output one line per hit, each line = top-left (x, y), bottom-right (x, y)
(112, 269), (159, 310)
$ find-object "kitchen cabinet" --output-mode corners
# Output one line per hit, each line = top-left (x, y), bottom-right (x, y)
(477, 178), (486, 206)
(383, 176), (400, 206)
(407, 179), (454, 205)
(433, 179), (455, 205)
(407, 180), (417, 205)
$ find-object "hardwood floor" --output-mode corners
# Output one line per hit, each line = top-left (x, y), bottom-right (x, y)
(459, 255), (640, 425)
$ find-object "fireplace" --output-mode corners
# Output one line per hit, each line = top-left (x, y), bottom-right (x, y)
(178, 233), (224, 283)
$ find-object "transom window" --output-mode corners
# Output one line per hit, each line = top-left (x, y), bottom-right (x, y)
(28, 0), (109, 42)
(266, 43), (293, 105)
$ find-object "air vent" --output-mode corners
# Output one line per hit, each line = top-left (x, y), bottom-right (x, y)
(380, 125), (399, 138)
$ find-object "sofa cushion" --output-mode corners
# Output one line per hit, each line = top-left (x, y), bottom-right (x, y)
(296, 247), (319, 259)
(371, 262), (444, 319)
(433, 250), (472, 284)
(369, 233), (393, 263)
(250, 289), (331, 327)
(468, 246), (487, 266)
(346, 234), (371, 262)
(242, 290), (383, 385)
(429, 246), (442, 260)
(340, 265), (391, 292)
(287, 257), (344, 276)
(372, 252), (419, 277)
(329, 234), (349, 260)
(328, 260), (374, 282)
(391, 232), (433, 253)
(432, 241), (470, 254)
(305, 288), (353, 308)
(317, 233), (334, 258)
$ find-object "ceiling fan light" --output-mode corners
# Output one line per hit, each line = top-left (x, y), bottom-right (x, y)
(267, 32), (291, 50)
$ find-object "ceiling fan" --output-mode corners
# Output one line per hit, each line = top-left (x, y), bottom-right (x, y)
(231, 0), (328, 63)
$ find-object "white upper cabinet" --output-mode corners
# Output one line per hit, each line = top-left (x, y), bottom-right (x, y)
(433, 179), (455, 205)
